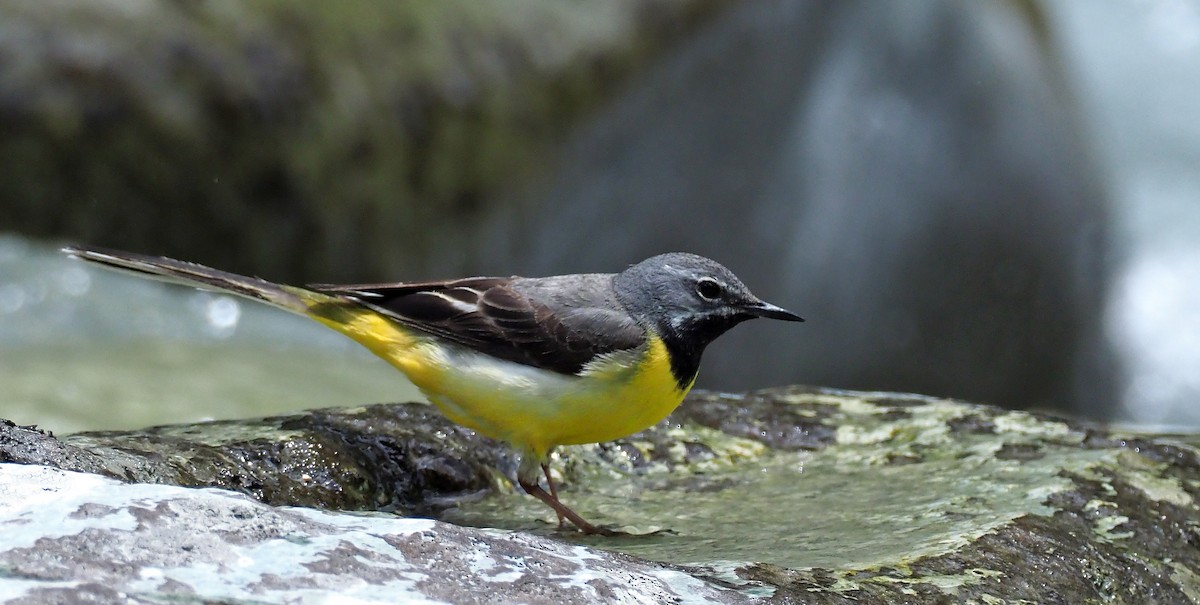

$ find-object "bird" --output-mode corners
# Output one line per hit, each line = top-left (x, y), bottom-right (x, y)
(63, 245), (803, 534)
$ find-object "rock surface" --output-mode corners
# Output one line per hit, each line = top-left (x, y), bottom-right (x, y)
(0, 464), (732, 604)
(3, 387), (1199, 603)
(0, 0), (721, 282)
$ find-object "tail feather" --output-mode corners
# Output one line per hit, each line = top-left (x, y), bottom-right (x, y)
(62, 245), (318, 314)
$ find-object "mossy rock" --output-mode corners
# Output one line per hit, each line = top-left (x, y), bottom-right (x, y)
(3, 387), (1198, 603)
(0, 0), (720, 281)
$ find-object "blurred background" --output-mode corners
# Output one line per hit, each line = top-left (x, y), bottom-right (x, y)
(0, 0), (1196, 433)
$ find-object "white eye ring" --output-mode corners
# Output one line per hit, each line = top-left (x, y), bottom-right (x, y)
(696, 277), (723, 301)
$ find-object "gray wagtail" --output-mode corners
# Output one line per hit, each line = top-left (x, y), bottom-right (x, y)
(64, 245), (802, 535)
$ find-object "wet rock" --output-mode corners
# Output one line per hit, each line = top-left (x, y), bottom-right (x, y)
(0, 0), (722, 281)
(0, 464), (735, 604)
(2, 404), (510, 516)
(2, 387), (1198, 603)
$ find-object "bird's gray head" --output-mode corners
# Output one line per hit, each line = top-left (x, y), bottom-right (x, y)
(613, 252), (802, 385)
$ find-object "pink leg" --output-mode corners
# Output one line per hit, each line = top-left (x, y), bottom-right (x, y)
(516, 450), (614, 536)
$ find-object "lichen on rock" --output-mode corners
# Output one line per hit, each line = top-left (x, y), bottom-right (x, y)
(2, 387), (1199, 603)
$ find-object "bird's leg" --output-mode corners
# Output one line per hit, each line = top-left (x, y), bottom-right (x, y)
(517, 476), (614, 536)
(542, 462), (565, 527)
(517, 453), (615, 536)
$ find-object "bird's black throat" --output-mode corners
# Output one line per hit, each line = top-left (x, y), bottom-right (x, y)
(655, 312), (754, 390)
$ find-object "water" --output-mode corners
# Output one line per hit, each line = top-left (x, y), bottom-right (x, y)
(0, 235), (420, 433)
(1049, 0), (1200, 428)
(444, 432), (1115, 570)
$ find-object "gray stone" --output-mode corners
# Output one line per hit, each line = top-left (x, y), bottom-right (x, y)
(0, 464), (734, 604)
(3, 387), (1199, 603)
(0, 0), (722, 282)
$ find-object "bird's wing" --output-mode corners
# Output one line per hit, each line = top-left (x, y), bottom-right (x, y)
(310, 274), (645, 376)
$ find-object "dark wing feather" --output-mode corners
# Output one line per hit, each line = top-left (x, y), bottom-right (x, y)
(310, 275), (645, 375)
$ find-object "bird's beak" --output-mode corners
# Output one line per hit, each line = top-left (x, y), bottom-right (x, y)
(744, 300), (804, 322)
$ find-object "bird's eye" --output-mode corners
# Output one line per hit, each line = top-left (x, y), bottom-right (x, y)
(696, 278), (723, 300)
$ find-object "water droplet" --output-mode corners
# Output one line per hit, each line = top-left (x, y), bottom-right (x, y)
(205, 296), (241, 333)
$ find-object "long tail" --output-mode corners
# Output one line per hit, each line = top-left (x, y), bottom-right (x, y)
(62, 245), (325, 314)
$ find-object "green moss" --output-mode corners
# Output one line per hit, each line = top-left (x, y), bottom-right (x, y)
(7, 386), (1198, 603)
(2, 0), (722, 280)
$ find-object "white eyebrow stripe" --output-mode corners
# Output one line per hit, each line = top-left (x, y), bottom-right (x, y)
(423, 290), (479, 314)
(660, 263), (691, 277)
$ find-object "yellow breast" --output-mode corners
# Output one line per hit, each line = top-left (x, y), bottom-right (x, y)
(311, 305), (692, 459)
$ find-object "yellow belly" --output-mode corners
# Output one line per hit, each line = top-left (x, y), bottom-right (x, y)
(310, 305), (692, 459)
